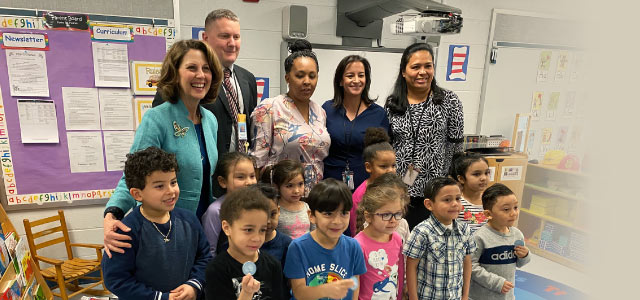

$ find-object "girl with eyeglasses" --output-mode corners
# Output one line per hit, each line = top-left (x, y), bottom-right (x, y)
(354, 184), (406, 300)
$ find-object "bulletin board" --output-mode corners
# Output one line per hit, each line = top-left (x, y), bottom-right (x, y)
(0, 27), (167, 210)
(477, 10), (586, 162)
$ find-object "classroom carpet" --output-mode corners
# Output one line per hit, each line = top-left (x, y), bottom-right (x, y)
(514, 270), (586, 300)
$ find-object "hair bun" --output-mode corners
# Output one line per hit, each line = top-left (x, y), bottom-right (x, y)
(289, 39), (312, 53)
(364, 127), (390, 148)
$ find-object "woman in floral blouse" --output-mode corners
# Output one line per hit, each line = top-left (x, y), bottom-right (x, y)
(251, 39), (330, 194)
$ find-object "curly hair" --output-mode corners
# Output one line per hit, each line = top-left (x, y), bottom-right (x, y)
(362, 127), (394, 163)
(124, 147), (179, 190)
(157, 39), (222, 104)
(220, 185), (271, 225)
(284, 39), (318, 73)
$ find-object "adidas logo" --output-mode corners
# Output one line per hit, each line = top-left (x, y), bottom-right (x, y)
(491, 251), (516, 260)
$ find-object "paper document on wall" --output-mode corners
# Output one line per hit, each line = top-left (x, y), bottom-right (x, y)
(103, 131), (135, 171)
(67, 131), (105, 173)
(6, 49), (50, 97)
(99, 88), (134, 130)
(62, 87), (101, 130)
(17, 99), (59, 143)
(92, 42), (130, 87)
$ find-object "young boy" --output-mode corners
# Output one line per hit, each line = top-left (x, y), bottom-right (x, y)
(284, 178), (367, 300)
(205, 185), (286, 300)
(403, 177), (477, 300)
(102, 147), (211, 300)
(259, 183), (292, 268)
(469, 183), (530, 300)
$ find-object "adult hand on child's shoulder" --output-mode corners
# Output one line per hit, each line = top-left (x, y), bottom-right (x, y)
(103, 213), (131, 258)
(501, 281), (514, 294)
(514, 245), (529, 258)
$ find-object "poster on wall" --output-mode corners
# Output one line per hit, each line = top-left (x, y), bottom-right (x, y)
(134, 97), (153, 128)
(92, 42), (130, 87)
(6, 49), (50, 97)
(17, 99), (59, 143)
(1, 32), (49, 50)
(546, 92), (560, 120)
(542, 128), (553, 145)
(526, 130), (537, 157)
(256, 77), (270, 101)
(536, 50), (552, 82)
(555, 52), (569, 81)
(91, 23), (134, 42)
(192, 27), (205, 40)
(500, 166), (523, 181)
(130, 61), (162, 95)
(42, 11), (89, 31)
(531, 91), (543, 119)
(446, 45), (469, 81)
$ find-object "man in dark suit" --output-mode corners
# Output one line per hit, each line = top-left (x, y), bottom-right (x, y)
(152, 9), (258, 197)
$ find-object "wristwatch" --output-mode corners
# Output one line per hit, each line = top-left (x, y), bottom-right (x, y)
(104, 206), (125, 220)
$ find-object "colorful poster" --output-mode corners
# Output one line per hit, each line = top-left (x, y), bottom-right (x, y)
(192, 27), (205, 40)
(542, 128), (553, 145)
(91, 23), (134, 42)
(555, 52), (569, 81)
(546, 92), (560, 120)
(446, 45), (469, 81)
(526, 130), (537, 157)
(130, 61), (162, 95)
(555, 126), (569, 150)
(537, 50), (552, 82)
(134, 97), (153, 129)
(256, 77), (270, 101)
(531, 92), (543, 119)
(1, 33), (49, 50)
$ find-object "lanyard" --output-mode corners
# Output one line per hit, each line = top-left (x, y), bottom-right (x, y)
(407, 94), (431, 165)
(342, 100), (362, 169)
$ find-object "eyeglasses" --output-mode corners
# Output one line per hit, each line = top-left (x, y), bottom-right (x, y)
(374, 212), (403, 221)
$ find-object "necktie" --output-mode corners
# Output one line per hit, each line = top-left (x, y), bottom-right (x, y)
(223, 68), (243, 152)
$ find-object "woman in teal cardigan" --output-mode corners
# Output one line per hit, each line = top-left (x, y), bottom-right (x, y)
(102, 40), (223, 257)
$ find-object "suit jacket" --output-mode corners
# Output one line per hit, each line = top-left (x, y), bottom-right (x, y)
(153, 64), (258, 158)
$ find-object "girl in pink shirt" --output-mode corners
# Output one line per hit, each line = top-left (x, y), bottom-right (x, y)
(349, 127), (396, 235)
(355, 184), (405, 300)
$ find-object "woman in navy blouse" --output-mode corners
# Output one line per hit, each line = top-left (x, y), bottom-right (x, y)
(322, 55), (390, 192)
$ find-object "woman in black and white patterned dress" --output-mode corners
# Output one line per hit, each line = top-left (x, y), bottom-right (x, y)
(385, 42), (464, 230)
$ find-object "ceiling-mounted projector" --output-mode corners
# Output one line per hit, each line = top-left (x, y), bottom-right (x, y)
(390, 12), (463, 35)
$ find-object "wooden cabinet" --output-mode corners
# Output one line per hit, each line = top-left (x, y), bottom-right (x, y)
(518, 163), (587, 271)
(483, 153), (528, 204)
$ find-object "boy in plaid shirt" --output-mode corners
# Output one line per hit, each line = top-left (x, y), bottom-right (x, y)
(403, 177), (477, 300)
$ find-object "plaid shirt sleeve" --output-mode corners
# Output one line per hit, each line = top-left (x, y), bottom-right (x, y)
(461, 223), (477, 255)
(403, 224), (429, 259)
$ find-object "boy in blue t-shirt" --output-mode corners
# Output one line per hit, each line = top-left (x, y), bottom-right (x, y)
(284, 179), (367, 300)
(102, 147), (211, 300)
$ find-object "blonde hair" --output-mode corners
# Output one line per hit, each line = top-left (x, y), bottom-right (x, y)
(356, 185), (404, 234)
(157, 39), (222, 104)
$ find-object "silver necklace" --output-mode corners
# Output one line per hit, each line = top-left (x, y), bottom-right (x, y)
(151, 220), (172, 243)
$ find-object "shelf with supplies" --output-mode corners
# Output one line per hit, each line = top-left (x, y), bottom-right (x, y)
(0, 205), (53, 300)
(517, 163), (588, 271)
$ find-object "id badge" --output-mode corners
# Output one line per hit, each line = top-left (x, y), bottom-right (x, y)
(237, 114), (248, 141)
(402, 164), (420, 185)
(342, 170), (355, 190)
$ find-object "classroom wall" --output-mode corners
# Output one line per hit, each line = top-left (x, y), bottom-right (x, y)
(3, 0), (575, 261)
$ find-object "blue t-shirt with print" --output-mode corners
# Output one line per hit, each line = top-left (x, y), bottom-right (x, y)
(284, 233), (367, 300)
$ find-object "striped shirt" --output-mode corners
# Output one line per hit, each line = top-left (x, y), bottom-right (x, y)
(403, 215), (477, 300)
(457, 198), (487, 233)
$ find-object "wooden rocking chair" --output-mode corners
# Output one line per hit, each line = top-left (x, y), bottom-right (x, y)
(23, 210), (110, 300)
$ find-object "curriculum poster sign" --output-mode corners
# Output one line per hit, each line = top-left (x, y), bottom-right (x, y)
(91, 24), (134, 42)
(42, 12), (89, 31)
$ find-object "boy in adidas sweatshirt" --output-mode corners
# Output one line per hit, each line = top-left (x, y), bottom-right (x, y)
(470, 184), (530, 300)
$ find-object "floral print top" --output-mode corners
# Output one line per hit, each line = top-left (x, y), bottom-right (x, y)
(250, 94), (331, 194)
(457, 197), (487, 233)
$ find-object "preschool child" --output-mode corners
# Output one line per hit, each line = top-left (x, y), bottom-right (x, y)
(284, 178), (367, 300)
(205, 185), (287, 300)
(403, 177), (476, 300)
(349, 127), (397, 236)
(357, 173), (411, 242)
(264, 159), (313, 239)
(469, 183), (530, 300)
(450, 152), (491, 233)
(103, 147), (211, 300)
(202, 152), (257, 257)
(259, 183), (293, 267)
(354, 184), (405, 300)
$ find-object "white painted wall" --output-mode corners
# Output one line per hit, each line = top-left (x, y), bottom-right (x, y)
(4, 0), (577, 261)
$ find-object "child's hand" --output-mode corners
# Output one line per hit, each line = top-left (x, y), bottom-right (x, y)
(170, 284), (197, 300)
(322, 279), (354, 299)
(240, 274), (261, 298)
(501, 281), (514, 294)
(514, 245), (529, 258)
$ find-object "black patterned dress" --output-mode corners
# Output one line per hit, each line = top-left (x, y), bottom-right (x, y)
(387, 89), (464, 228)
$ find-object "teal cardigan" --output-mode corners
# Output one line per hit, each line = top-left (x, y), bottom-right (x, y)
(106, 100), (218, 214)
